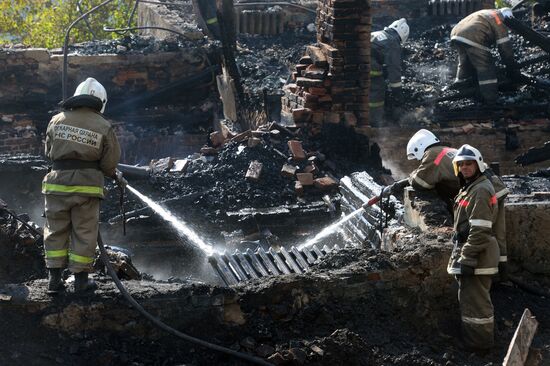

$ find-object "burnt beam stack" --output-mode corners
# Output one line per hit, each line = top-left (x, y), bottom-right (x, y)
(281, 0), (371, 131)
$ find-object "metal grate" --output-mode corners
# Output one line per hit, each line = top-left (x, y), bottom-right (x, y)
(208, 244), (342, 286)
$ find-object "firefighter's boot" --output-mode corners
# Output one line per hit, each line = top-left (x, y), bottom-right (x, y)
(74, 272), (97, 293)
(47, 268), (64, 295)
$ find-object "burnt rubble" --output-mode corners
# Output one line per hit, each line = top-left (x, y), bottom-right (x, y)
(401, 18), (550, 123)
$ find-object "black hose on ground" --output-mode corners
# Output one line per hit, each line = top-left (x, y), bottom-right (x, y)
(96, 231), (273, 366)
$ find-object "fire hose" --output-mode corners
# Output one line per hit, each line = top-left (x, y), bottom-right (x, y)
(96, 231), (273, 366)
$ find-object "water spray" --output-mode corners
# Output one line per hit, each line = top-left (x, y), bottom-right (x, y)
(126, 185), (215, 256)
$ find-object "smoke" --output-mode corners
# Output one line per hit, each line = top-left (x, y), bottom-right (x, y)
(410, 63), (453, 86)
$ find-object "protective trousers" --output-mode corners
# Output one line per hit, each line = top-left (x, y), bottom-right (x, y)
(455, 43), (498, 103)
(44, 194), (99, 273)
(369, 56), (385, 127)
(458, 275), (494, 349)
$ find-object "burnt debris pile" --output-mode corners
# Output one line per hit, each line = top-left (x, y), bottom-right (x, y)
(0, 202), (45, 284)
(124, 123), (387, 227)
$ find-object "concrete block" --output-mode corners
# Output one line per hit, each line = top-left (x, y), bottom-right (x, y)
(245, 160), (263, 181)
(281, 164), (297, 179)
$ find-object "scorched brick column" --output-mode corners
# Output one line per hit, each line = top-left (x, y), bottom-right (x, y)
(281, 0), (371, 132)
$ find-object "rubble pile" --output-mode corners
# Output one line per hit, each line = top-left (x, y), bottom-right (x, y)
(237, 30), (314, 98)
(0, 203), (44, 284)
(125, 123), (386, 224)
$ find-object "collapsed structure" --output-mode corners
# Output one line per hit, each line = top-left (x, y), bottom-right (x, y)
(1, 0), (550, 365)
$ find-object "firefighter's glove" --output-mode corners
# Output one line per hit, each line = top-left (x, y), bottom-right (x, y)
(115, 169), (128, 188)
(389, 179), (409, 195)
(460, 264), (475, 276)
(498, 262), (509, 282)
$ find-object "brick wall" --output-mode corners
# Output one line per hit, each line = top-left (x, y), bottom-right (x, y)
(281, 0), (371, 132)
(0, 115), (41, 155)
(0, 47), (215, 111)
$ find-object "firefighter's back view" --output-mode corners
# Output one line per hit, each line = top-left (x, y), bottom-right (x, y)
(43, 77), (122, 294)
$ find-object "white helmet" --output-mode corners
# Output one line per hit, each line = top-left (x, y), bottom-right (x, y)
(499, 7), (513, 19)
(74, 77), (108, 113)
(387, 18), (409, 43)
(406, 129), (439, 160)
(452, 144), (486, 176)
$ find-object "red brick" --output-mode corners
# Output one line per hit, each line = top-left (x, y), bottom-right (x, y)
(210, 131), (225, 147)
(297, 173), (314, 186)
(313, 176), (338, 190)
(304, 164), (318, 175)
(308, 87), (327, 95)
(291, 108), (312, 123)
(295, 181), (304, 196)
(288, 140), (307, 161)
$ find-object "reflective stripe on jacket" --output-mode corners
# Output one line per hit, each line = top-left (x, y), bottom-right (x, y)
(42, 108), (121, 198)
(409, 146), (460, 195)
(450, 174), (499, 275)
(451, 9), (515, 66)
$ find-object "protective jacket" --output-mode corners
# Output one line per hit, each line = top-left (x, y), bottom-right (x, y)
(369, 28), (402, 124)
(448, 174), (499, 275)
(42, 108), (121, 198)
(485, 170), (509, 263)
(451, 9), (514, 66)
(451, 9), (515, 103)
(409, 146), (459, 196)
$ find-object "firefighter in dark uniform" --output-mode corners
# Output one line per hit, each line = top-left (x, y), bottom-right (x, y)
(448, 144), (499, 352)
(405, 129), (460, 212)
(450, 8), (520, 104)
(43, 77), (123, 294)
(369, 18), (409, 126)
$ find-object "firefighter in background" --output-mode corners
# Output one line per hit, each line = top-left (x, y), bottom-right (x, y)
(43, 77), (123, 294)
(447, 144), (499, 352)
(450, 8), (520, 104)
(405, 129), (460, 212)
(369, 18), (409, 126)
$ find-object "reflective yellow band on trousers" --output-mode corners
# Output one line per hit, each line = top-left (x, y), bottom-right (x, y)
(370, 70), (383, 76)
(69, 253), (94, 264)
(369, 101), (385, 108)
(42, 183), (103, 195)
(207, 17), (218, 24)
(46, 249), (68, 258)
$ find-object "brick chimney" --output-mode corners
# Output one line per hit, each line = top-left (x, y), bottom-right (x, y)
(281, 0), (371, 132)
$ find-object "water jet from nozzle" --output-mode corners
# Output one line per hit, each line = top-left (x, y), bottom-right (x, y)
(297, 207), (365, 250)
(126, 185), (215, 256)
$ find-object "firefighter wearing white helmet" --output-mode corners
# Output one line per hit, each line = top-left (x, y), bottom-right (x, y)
(401, 129), (459, 212)
(369, 18), (409, 127)
(450, 8), (520, 104)
(42, 77), (121, 294)
(448, 144), (499, 352)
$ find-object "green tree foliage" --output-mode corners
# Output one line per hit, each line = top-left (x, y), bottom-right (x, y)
(0, 0), (136, 48)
